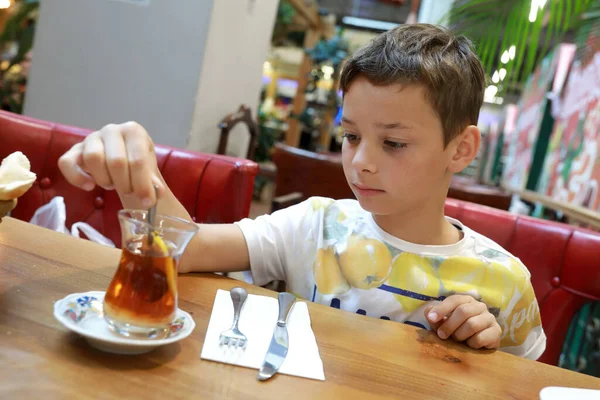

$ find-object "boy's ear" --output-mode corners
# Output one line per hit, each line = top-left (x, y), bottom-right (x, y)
(447, 125), (481, 174)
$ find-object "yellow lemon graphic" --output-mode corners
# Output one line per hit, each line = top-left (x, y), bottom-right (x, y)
(500, 285), (541, 348)
(507, 258), (529, 293)
(314, 247), (350, 294)
(339, 236), (392, 289)
(388, 253), (440, 313)
(478, 260), (527, 310)
(439, 257), (525, 311)
(438, 256), (486, 294)
(310, 198), (332, 211)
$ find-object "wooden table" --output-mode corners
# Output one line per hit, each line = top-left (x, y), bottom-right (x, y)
(1, 217), (599, 399)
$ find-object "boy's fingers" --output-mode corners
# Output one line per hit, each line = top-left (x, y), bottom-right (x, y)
(436, 301), (486, 339)
(121, 122), (156, 207)
(81, 134), (113, 190)
(58, 143), (96, 191)
(103, 126), (133, 195)
(466, 326), (501, 350)
(424, 305), (444, 331)
(452, 312), (496, 342)
(426, 294), (475, 324)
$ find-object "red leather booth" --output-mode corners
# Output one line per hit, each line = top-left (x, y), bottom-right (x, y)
(2, 111), (599, 367)
(0, 111), (258, 246)
(444, 198), (600, 366)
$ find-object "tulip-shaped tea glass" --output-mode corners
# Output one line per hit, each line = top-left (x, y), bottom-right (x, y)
(103, 210), (199, 339)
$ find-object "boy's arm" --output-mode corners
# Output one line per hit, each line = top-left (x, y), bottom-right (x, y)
(180, 224), (250, 274)
(58, 121), (251, 273)
(151, 181), (250, 273)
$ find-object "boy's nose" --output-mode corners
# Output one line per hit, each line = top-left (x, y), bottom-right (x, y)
(352, 144), (378, 174)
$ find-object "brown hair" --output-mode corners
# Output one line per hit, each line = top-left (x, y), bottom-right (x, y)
(340, 24), (486, 147)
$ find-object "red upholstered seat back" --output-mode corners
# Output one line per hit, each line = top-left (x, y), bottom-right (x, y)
(0, 111), (258, 246)
(445, 198), (600, 365)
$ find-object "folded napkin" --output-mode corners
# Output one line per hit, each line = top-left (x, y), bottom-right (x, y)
(200, 289), (325, 381)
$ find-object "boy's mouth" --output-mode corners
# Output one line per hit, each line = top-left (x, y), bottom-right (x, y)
(352, 183), (385, 196)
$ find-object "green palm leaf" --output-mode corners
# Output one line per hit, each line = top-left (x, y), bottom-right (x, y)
(446, 0), (597, 96)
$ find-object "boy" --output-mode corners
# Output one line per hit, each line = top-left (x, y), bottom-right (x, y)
(58, 24), (546, 360)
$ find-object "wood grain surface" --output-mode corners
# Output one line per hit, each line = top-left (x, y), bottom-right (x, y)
(1, 217), (599, 399)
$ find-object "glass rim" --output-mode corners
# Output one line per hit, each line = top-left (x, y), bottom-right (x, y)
(118, 209), (199, 234)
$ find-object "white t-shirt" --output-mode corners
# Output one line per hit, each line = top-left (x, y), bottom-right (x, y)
(235, 197), (546, 360)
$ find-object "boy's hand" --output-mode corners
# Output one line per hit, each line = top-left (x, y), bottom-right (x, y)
(58, 122), (165, 209)
(58, 122), (251, 274)
(425, 295), (501, 350)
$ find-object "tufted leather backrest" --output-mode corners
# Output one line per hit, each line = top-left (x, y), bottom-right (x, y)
(445, 198), (600, 365)
(0, 111), (258, 246)
(272, 143), (354, 200)
(272, 143), (513, 210)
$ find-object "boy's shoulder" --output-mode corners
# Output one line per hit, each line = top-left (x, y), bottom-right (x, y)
(296, 196), (367, 223)
(304, 196), (363, 212)
(460, 222), (531, 278)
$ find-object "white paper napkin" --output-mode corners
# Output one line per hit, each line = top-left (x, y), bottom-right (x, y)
(200, 289), (325, 381)
(540, 387), (600, 400)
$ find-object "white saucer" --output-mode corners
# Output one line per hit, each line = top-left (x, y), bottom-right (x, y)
(53, 291), (195, 355)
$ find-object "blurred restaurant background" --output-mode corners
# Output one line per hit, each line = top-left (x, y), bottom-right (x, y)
(0, 0), (599, 377)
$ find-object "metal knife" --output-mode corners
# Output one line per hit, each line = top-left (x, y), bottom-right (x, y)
(257, 292), (296, 381)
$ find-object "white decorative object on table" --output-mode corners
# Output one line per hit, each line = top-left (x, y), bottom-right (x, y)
(201, 289), (325, 381)
(540, 387), (600, 400)
(53, 291), (195, 355)
(0, 151), (36, 201)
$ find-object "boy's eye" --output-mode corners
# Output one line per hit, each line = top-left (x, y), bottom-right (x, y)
(384, 141), (408, 150)
(343, 132), (359, 142)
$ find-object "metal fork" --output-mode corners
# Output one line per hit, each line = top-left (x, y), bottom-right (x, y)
(219, 287), (248, 349)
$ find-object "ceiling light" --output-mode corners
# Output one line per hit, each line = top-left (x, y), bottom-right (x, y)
(529, 0), (547, 23)
(499, 68), (507, 80)
(263, 61), (272, 74)
(484, 85), (499, 103)
(321, 65), (334, 75)
(492, 71), (500, 83)
(529, 9), (538, 22)
(486, 85), (498, 96)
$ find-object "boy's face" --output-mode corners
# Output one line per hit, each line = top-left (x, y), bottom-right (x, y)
(341, 76), (468, 217)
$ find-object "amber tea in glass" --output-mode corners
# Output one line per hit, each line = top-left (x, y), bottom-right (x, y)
(103, 210), (198, 339)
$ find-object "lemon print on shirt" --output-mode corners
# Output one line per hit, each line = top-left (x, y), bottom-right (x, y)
(387, 253), (440, 313)
(339, 235), (392, 289)
(313, 247), (350, 294)
(500, 284), (541, 348)
(479, 259), (528, 311)
(310, 198), (333, 212)
(438, 256), (485, 293)
(506, 258), (528, 291)
(439, 256), (527, 311)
